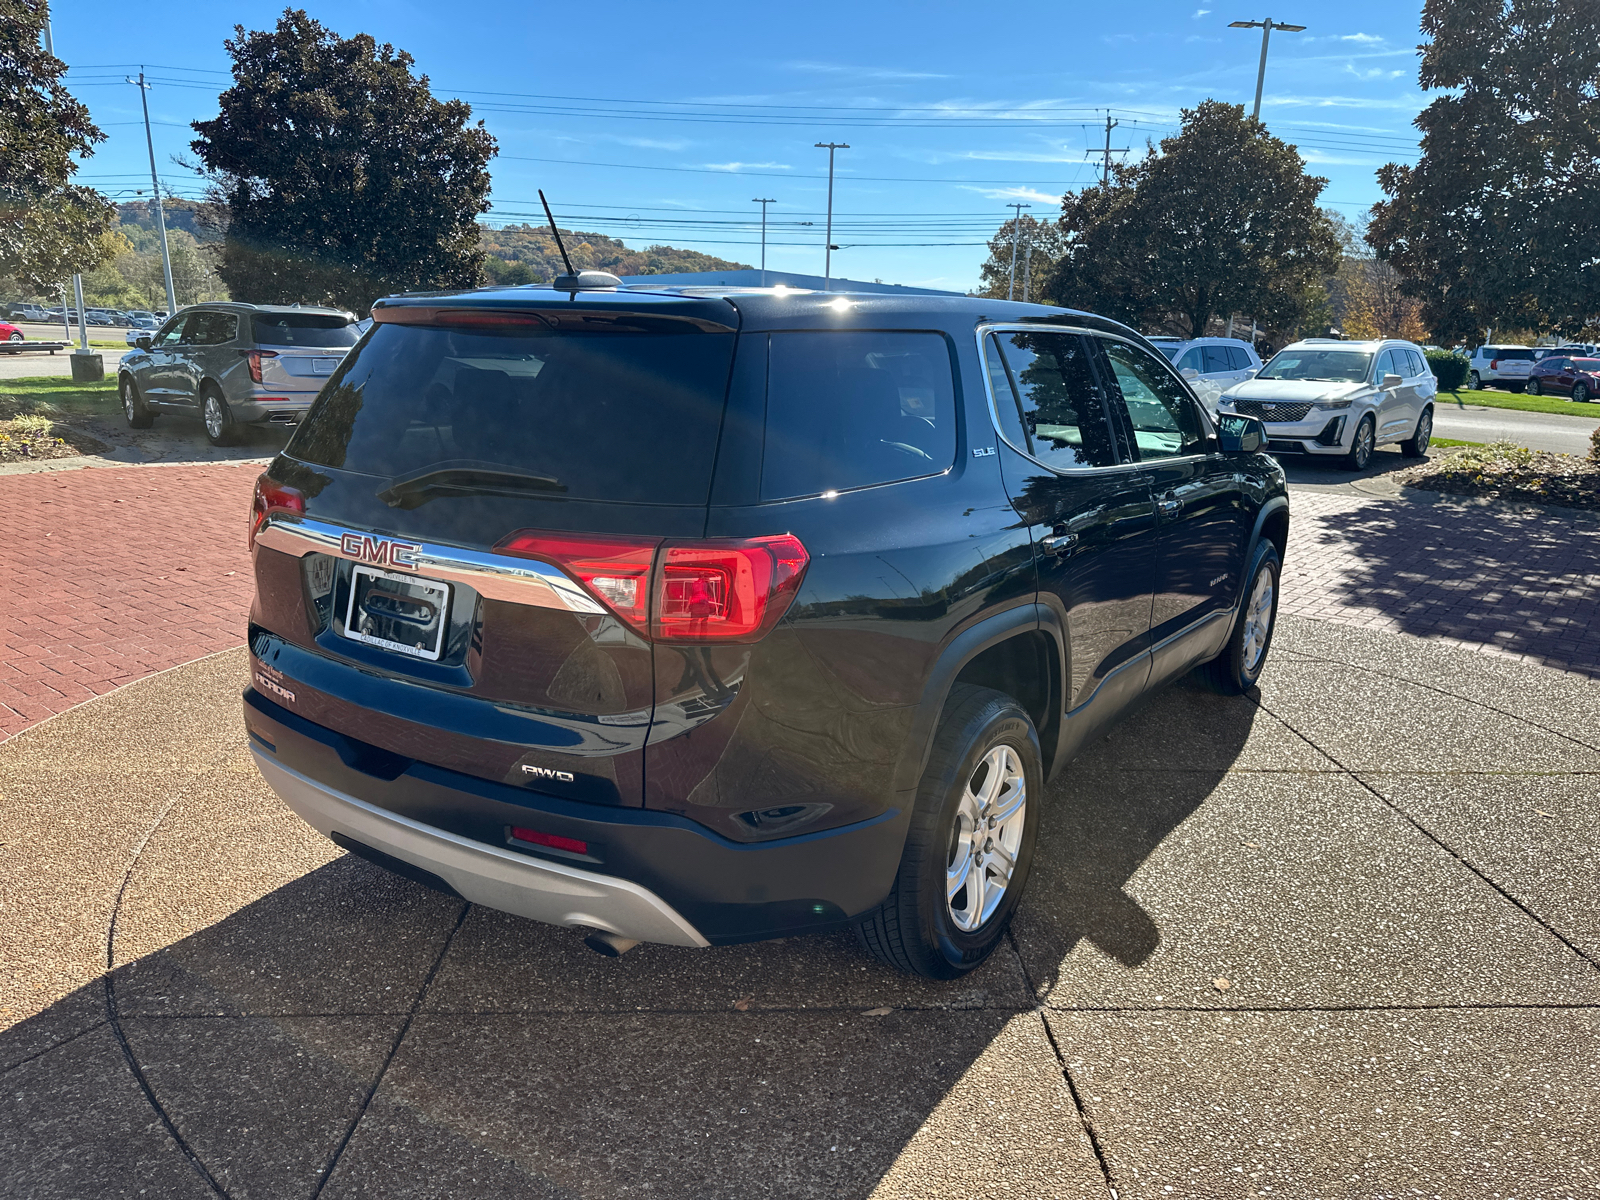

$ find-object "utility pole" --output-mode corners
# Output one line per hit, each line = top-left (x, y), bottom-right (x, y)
(128, 69), (178, 315)
(1229, 17), (1307, 121)
(1023, 240), (1033, 304)
(1085, 113), (1129, 186)
(814, 143), (849, 290)
(1006, 203), (1030, 301)
(752, 198), (775, 286)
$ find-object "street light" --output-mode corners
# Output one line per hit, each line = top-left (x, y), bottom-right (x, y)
(814, 142), (849, 290)
(1228, 17), (1306, 121)
(752, 199), (775, 286)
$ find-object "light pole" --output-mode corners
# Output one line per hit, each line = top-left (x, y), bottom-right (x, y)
(814, 142), (849, 290)
(128, 70), (178, 315)
(1228, 17), (1306, 121)
(1006, 203), (1030, 302)
(752, 198), (775, 286)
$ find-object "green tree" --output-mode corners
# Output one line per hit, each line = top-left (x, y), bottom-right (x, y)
(0, 0), (116, 292)
(1368, 0), (1600, 342)
(976, 214), (1065, 303)
(1045, 100), (1342, 338)
(190, 8), (496, 313)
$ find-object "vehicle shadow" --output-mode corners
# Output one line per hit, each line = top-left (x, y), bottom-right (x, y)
(1, 680), (1263, 1197)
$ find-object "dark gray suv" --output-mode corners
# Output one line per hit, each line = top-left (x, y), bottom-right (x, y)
(119, 302), (359, 445)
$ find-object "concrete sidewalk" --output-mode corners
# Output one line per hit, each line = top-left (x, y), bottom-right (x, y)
(3, 616), (1596, 1199)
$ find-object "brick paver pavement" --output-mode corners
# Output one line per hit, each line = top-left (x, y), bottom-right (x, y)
(2, 466), (1597, 740)
(0, 463), (261, 739)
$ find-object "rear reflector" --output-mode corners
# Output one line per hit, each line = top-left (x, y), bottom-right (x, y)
(493, 531), (809, 643)
(510, 827), (588, 855)
(249, 473), (305, 551)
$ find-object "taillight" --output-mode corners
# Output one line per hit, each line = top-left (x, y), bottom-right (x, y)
(1489, 358), (1500, 370)
(493, 531), (809, 643)
(249, 472), (305, 550)
(245, 349), (278, 383)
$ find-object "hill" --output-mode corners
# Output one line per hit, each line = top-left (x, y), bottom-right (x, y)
(117, 199), (228, 243)
(479, 224), (750, 284)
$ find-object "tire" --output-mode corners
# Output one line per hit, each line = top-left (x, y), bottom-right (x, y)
(201, 386), (239, 446)
(1469, 371), (1483, 390)
(6, 332), (21, 343)
(1342, 413), (1376, 471)
(1574, 382), (1590, 403)
(120, 375), (153, 429)
(1400, 405), (1433, 458)
(855, 684), (1042, 979)
(1197, 541), (1281, 695)
(1527, 379), (1542, 396)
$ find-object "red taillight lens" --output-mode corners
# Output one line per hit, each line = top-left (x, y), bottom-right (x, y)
(249, 473), (305, 551)
(492, 530), (809, 643)
(245, 348), (278, 383)
(495, 532), (661, 634)
(510, 826), (588, 855)
(1489, 358), (1500, 370)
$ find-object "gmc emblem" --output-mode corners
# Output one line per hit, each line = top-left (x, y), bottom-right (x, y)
(339, 533), (420, 571)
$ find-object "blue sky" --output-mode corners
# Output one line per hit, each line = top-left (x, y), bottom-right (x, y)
(52, 0), (1430, 291)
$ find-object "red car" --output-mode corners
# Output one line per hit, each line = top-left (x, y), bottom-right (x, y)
(0, 321), (23, 343)
(1527, 355), (1600, 402)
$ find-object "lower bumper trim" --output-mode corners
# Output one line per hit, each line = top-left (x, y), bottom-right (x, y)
(252, 749), (711, 947)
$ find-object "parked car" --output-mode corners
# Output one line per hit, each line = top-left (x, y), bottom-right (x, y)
(5, 303), (50, 322)
(242, 282), (1288, 978)
(1146, 336), (1263, 408)
(119, 302), (359, 445)
(1, 321), (24, 343)
(1218, 338), (1436, 470)
(1467, 344), (1537, 391)
(1527, 355), (1600, 402)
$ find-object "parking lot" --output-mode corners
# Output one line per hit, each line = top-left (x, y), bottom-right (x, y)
(2, 454), (1597, 1198)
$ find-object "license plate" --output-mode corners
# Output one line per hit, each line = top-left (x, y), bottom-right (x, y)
(342, 565), (451, 661)
(312, 357), (339, 374)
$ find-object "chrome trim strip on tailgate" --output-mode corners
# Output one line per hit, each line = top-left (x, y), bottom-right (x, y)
(255, 512), (605, 613)
(253, 750), (710, 947)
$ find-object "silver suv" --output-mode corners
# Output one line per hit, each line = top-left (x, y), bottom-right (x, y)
(118, 302), (359, 445)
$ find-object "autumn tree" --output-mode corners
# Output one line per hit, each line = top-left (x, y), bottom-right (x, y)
(191, 8), (496, 313)
(1044, 100), (1342, 338)
(1368, 0), (1600, 341)
(977, 214), (1065, 303)
(0, 0), (116, 293)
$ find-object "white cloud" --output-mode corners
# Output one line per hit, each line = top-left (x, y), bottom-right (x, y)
(959, 185), (1061, 204)
(1193, 7), (1211, 16)
(784, 60), (952, 80)
(1340, 33), (1384, 43)
(954, 150), (1080, 164)
(612, 136), (690, 152)
(701, 162), (792, 172)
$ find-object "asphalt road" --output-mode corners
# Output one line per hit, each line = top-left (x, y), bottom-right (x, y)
(1433, 397), (1599, 454)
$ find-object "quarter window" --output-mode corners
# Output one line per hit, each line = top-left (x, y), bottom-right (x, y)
(1099, 338), (1208, 461)
(986, 330), (1118, 470)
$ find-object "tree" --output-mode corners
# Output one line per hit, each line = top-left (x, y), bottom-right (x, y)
(1369, 0), (1600, 342)
(1044, 100), (1342, 338)
(976, 214), (1065, 303)
(190, 8), (497, 313)
(0, 0), (116, 292)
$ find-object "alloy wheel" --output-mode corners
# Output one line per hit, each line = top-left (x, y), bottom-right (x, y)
(1528, 379), (1542, 395)
(1576, 383), (1589, 403)
(1241, 562), (1275, 673)
(204, 395), (224, 440)
(1351, 418), (1374, 469)
(945, 744), (1027, 933)
(1415, 409), (1432, 454)
(122, 383), (134, 421)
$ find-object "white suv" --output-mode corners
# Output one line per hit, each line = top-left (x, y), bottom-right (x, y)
(1146, 336), (1262, 411)
(1217, 338), (1437, 471)
(1467, 345), (1537, 392)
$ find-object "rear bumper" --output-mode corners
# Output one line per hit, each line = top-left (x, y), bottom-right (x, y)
(253, 750), (711, 946)
(231, 393), (316, 425)
(243, 688), (909, 945)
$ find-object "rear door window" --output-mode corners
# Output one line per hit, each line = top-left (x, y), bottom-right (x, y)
(1175, 347), (1203, 373)
(986, 330), (1118, 470)
(1202, 345), (1234, 374)
(290, 317), (736, 506)
(253, 313), (359, 348)
(760, 331), (956, 500)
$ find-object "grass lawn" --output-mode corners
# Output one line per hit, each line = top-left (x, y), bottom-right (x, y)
(0, 375), (119, 419)
(1438, 388), (1600, 418)
(1431, 436), (1485, 449)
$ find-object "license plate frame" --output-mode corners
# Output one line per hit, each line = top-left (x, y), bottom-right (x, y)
(312, 356), (339, 375)
(341, 565), (451, 661)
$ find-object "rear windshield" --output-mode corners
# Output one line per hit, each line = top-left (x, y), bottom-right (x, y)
(253, 313), (359, 348)
(1259, 349), (1374, 383)
(761, 331), (956, 501)
(1486, 347), (1535, 361)
(288, 319), (735, 505)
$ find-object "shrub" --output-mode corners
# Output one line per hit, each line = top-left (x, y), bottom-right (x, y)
(1426, 349), (1470, 391)
(1590, 421), (1600, 466)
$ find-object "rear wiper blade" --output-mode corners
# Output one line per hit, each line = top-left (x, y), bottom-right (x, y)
(377, 461), (567, 509)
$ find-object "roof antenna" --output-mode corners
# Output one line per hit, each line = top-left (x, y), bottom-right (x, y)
(539, 189), (620, 292)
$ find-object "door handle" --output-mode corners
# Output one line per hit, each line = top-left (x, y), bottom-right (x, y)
(1040, 530), (1078, 555)
(1156, 494), (1182, 517)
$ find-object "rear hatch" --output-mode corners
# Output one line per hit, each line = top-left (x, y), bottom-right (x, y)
(247, 293), (740, 808)
(1489, 348), (1536, 377)
(251, 312), (361, 391)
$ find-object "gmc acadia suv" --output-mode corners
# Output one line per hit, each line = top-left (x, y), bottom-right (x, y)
(243, 283), (1288, 979)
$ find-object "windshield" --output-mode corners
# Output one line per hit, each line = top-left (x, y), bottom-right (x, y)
(289, 318), (735, 506)
(1259, 348), (1374, 383)
(252, 313), (359, 348)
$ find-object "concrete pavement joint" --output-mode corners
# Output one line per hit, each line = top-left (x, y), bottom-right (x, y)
(308, 901), (473, 1198)
(1252, 694), (1600, 975)
(0, 1019), (109, 1074)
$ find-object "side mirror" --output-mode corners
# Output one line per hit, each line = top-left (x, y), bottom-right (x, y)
(1382, 373), (1404, 389)
(1180, 367), (1200, 380)
(135, 335), (152, 350)
(1241, 366), (1260, 378)
(1217, 413), (1266, 454)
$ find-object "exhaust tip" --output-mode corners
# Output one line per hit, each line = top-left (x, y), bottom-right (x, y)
(582, 930), (640, 958)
